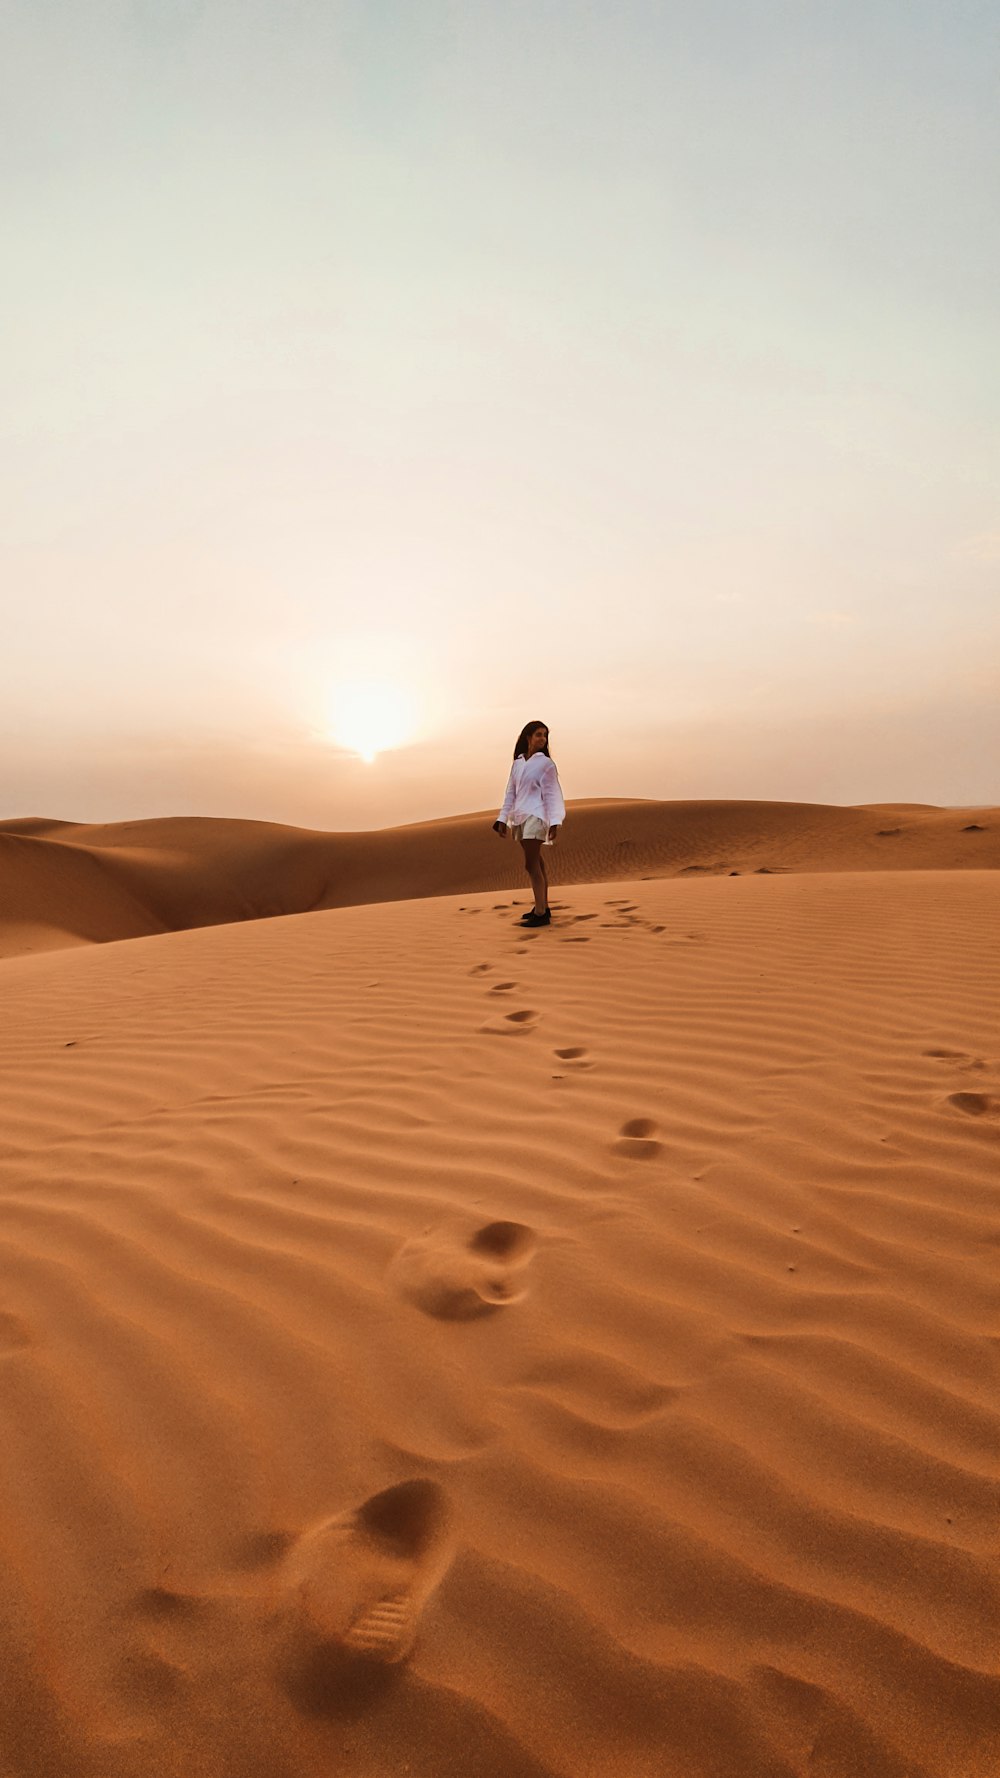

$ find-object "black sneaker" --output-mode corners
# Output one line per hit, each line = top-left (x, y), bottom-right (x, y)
(520, 908), (551, 927)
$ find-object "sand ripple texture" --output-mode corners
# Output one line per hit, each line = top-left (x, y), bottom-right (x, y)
(0, 870), (998, 1778)
(1, 798), (997, 957)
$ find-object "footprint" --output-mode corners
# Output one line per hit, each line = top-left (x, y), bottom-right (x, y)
(613, 1117), (662, 1160)
(388, 1219), (537, 1319)
(554, 1046), (593, 1069)
(947, 1092), (994, 1117)
(132, 1586), (210, 1622)
(469, 964), (492, 975)
(481, 1006), (538, 1034)
(488, 982), (517, 993)
(283, 1480), (455, 1664)
(924, 1049), (987, 1072)
(561, 936), (591, 943)
(962, 824), (985, 833)
(0, 1312), (34, 1353)
(116, 1646), (188, 1704)
(572, 913), (598, 923)
(121, 1584), (218, 1702)
(876, 829), (901, 837)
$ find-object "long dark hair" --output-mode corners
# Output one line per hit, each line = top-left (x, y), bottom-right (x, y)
(513, 720), (551, 761)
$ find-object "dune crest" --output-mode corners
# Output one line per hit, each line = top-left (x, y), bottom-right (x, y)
(1, 797), (996, 957)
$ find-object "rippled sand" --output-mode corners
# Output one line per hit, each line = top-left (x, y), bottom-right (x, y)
(0, 813), (997, 1775)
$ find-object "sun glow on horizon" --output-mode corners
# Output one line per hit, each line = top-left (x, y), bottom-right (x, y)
(325, 679), (418, 763)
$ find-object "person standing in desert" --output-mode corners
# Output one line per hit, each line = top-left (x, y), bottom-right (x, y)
(493, 721), (566, 927)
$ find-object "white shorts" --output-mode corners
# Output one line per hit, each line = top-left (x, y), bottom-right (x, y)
(510, 816), (550, 843)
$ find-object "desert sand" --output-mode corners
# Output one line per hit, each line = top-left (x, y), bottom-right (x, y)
(1, 796), (996, 959)
(0, 799), (997, 1777)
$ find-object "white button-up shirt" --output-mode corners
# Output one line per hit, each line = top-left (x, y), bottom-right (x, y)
(497, 751), (566, 836)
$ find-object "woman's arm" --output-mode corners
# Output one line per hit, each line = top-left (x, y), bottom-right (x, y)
(496, 764), (517, 826)
(537, 760), (562, 835)
(539, 758), (566, 829)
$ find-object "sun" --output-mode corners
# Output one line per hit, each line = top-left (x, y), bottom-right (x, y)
(326, 680), (417, 763)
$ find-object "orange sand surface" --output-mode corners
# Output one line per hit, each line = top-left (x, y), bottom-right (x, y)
(0, 808), (998, 1777)
(1, 797), (996, 958)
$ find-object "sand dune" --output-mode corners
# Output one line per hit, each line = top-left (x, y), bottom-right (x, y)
(1, 865), (998, 1776)
(1, 797), (996, 956)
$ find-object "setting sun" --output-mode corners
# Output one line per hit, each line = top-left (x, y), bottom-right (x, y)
(326, 680), (417, 763)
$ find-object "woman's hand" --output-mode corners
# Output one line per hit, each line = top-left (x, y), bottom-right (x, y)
(548, 826), (559, 841)
(493, 820), (508, 836)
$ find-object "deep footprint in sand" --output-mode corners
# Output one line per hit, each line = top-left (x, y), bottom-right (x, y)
(554, 1046), (593, 1070)
(132, 1585), (212, 1622)
(0, 1311), (34, 1353)
(283, 1479), (455, 1664)
(388, 1218), (537, 1319)
(946, 1091), (995, 1117)
(480, 1006), (538, 1034)
(613, 1117), (662, 1160)
(924, 1049), (986, 1070)
(488, 981), (517, 993)
(469, 963), (492, 975)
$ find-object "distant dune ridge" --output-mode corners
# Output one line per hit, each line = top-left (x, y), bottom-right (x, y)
(0, 797), (996, 957)
(1, 800), (998, 1776)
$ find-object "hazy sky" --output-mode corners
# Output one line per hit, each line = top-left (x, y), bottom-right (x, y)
(3, 0), (998, 828)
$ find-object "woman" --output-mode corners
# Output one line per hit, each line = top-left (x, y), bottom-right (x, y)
(493, 721), (566, 927)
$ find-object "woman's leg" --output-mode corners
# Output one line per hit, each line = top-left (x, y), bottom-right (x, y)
(520, 839), (548, 913)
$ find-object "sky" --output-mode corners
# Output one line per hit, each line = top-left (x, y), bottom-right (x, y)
(3, 0), (998, 830)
